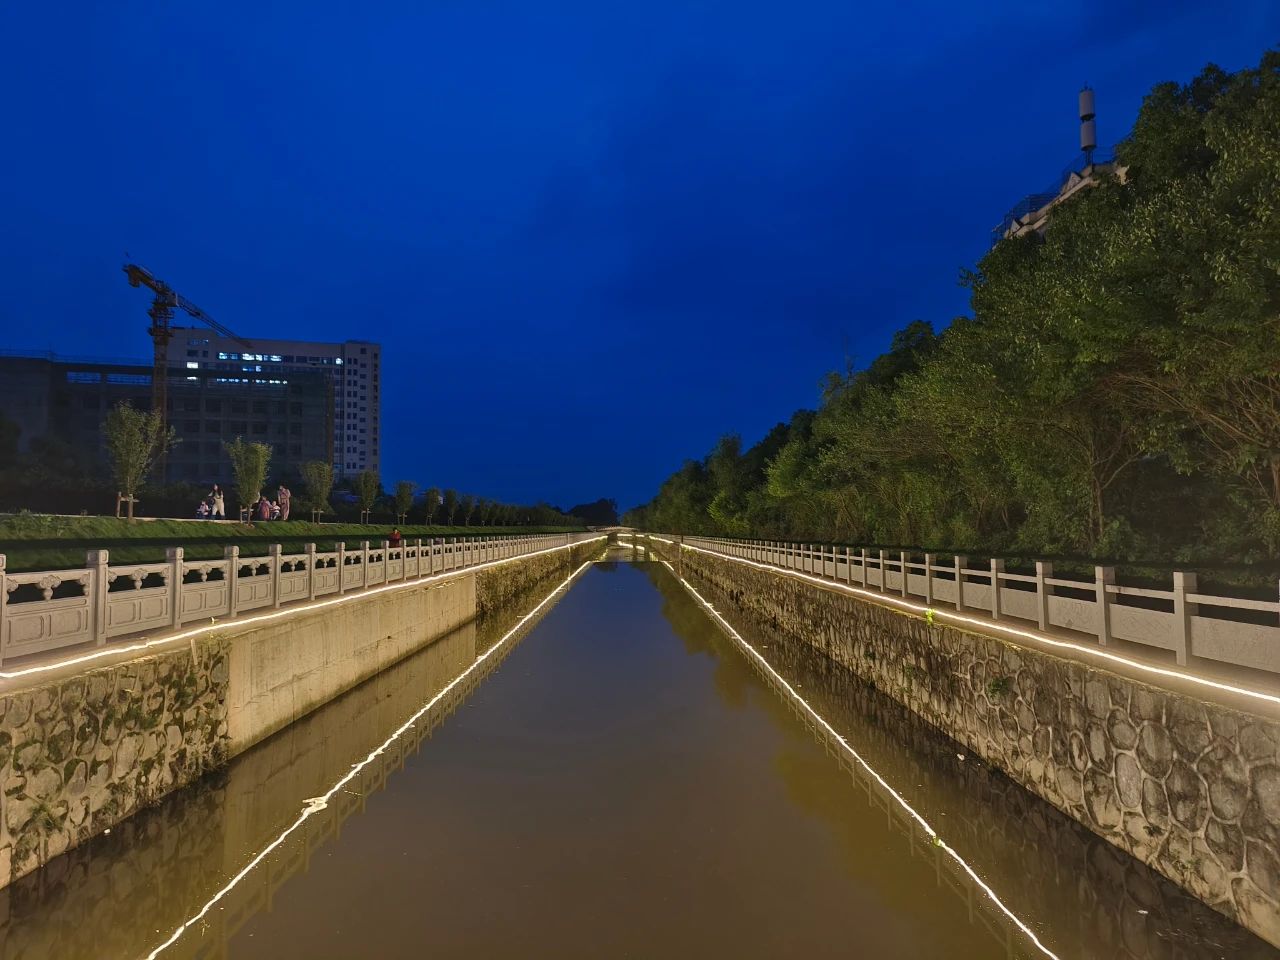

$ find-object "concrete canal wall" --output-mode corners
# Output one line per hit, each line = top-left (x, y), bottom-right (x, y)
(646, 536), (1280, 947)
(0, 538), (600, 892)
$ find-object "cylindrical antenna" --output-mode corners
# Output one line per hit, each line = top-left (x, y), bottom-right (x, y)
(1079, 86), (1097, 164)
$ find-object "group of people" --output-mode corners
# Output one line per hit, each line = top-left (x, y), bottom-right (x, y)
(195, 483), (292, 522)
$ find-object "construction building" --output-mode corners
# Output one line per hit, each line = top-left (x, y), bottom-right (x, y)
(0, 352), (330, 486)
(164, 331), (380, 480)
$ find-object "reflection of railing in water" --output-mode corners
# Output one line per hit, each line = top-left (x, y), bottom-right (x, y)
(161, 558), (593, 960)
(199, 630), (519, 959)
(0, 559), (591, 960)
(661, 562), (1272, 960)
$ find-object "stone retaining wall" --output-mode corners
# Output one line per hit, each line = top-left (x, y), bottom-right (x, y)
(0, 634), (229, 892)
(650, 537), (1280, 947)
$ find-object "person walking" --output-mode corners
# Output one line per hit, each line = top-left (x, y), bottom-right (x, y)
(389, 528), (403, 548)
(209, 485), (226, 519)
(256, 496), (272, 521)
(277, 484), (292, 521)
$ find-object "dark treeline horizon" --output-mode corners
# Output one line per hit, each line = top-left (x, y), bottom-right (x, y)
(626, 53), (1280, 571)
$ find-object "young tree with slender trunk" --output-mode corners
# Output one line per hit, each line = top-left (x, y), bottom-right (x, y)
(422, 486), (442, 524)
(102, 402), (177, 521)
(301, 461), (334, 521)
(353, 470), (380, 523)
(223, 438), (272, 519)
(394, 480), (417, 524)
(442, 489), (459, 525)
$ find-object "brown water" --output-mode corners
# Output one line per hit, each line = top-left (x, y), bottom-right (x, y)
(0, 554), (1275, 960)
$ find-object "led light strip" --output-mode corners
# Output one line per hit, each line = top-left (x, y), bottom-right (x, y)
(0, 537), (606, 684)
(144, 558), (595, 959)
(655, 538), (1280, 711)
(659, 559), (1060, 960)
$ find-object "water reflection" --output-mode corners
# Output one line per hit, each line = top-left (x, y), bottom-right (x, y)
(0, 568), (576, 960)
(642, 561), (1278, 960)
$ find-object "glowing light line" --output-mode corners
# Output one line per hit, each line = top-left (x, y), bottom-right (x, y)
(660, 539), (1280, 711)
(144, 558), (595, 960)
(0, 537), (605, 684)
(659, 559), (1061, 960)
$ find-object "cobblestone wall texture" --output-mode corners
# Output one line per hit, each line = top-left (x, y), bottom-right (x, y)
(0, 634), (229, 893)
(657, 540), (1280, 947)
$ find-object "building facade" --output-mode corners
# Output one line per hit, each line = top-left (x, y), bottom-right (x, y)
(0, 353), (330, 486)
(164, 330), (380, 480)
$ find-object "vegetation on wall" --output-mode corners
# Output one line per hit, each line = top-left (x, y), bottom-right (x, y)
(626, 53), (1280, 567)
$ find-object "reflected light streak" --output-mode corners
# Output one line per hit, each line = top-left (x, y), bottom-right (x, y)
(660, 559), (1061, 960)
(661, 539), (1280, 711)
(0, 537), (605, 684)
(144, 558), (595, 959)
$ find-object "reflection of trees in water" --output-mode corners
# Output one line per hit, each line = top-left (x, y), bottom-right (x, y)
(595, 560), (620, 573)
(642, 562), (753, 709)
(655, 565), (1277, 960)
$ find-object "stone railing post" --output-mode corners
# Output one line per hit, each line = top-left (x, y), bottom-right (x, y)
(859, 548), (869, 587)
(167, 546), (184, 628)
(225, 545), (240, 618)
(305, 543), (318, 600)
(1095, 565), (1115, 646)
(900, 551), (910, 598)
(878, 549), (888, 593)
(88, 550), (110, 646)
(1172, 571), (1197, 666)
(410, 539), (420, 580)
(923, 553), (935, 605)
(0, 554), (6, 663)
(990, 558), (1005, 619)
(336, 542), (347, 595)
(269, 544), (283, 609)
(361, 541), (371, 588)
(379, 540), (389, 582)
(1035, 561), (1053, 631)
(954, 555), (967, 611)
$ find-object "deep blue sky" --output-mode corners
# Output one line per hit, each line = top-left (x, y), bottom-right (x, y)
(2, 4), (1276, 511)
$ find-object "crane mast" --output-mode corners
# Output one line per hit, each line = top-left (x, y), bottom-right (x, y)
(123, 264), (253, 467)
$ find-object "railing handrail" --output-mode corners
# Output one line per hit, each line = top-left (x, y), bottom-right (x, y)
(650, 534), (1280, 679)
(0, 532), (599, 668)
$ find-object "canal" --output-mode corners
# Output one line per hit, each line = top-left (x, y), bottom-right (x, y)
(0, 551), (1275, 959)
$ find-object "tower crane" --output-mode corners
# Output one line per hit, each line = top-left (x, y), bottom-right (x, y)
(123, 263), (253, 433)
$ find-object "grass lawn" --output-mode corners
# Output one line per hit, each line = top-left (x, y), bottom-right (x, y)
(0, 514), (585, 572)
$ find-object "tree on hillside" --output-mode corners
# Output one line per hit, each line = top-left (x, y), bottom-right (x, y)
(394, 480), (417, 524)
(442, 489), (459, 525)
(102, 402), (178, 520)
(568, 498), (620, 527)
(301, 461), (334, 522)
(223, 437), (271, 519)
(353, 470), (380, 523)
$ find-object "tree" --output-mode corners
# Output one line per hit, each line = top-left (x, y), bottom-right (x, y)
(353, 470), (380, 522)
(394, 480), (417, 524)
(223, 437), (271, 519)
(102, 402), (178, 520)
(301, 460), (334, 521)
(459, 494), (476, 526)
(422, 486), (442, 524)
(442, 489), (459, 525)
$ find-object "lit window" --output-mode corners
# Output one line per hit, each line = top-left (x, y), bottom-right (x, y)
(186, 361), (199, 369)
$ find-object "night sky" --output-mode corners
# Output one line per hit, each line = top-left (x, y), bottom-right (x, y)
(2, 3), (1276, 511)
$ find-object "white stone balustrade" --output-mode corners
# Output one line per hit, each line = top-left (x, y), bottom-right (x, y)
(0, 533), (589, 666)
(676, 535), (1280, 678)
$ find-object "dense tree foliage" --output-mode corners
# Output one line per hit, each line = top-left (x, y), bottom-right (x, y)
(626, 54), (1280, 565)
